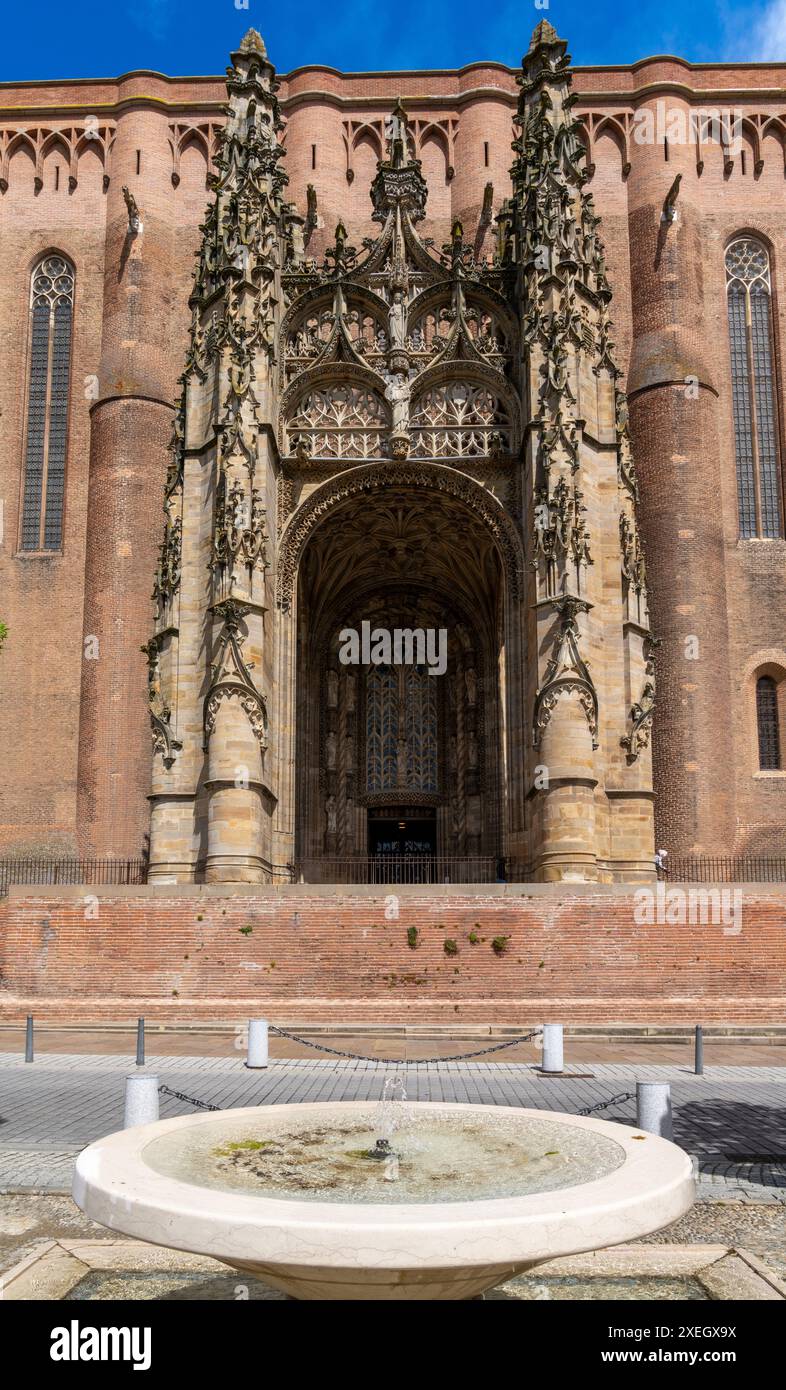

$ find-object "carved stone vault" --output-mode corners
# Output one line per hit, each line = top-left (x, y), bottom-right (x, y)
(145, 23), (657, 886)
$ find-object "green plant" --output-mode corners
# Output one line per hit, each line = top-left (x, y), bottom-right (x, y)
(443, 938), (459, 956)
(468, 931), (479, 945)
(492, 935), (510, 956)
(239, 925), (253, 936)
(0, 621), (7, 652)
(407, 926), (419, 949)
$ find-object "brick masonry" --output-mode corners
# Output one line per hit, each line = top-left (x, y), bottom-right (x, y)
(0, 885), (784, 1025)
(2, 44), (786, 863)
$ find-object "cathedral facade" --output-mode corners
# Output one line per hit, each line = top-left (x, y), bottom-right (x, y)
(1, 24), (786, 883)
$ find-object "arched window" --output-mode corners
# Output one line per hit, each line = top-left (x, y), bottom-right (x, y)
(725, 238), (783, 539)
(366, 664), (438, 794)
(20, 254), (75, 550)
(756, 675), (781, 770)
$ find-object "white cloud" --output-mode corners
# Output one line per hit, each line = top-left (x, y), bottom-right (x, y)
(754, 0), (786, 59)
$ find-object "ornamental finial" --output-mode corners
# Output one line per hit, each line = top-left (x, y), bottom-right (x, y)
(239, 28), (268, 57)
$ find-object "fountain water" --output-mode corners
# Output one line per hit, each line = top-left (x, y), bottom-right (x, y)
(73, 1098), (694, 1300)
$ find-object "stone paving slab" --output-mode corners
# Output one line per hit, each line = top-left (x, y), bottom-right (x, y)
(1, 1053), (783, 1199)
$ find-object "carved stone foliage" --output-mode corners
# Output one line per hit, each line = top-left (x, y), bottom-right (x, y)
(621, 681), (655, 763)
(533, 596), (599, 749)
(213, 476), (268, 582)
(204, 600), (267, 751)
(141, 637), (182, 768)
(533, 475), (592, 598)
(619, 510), (646, 594)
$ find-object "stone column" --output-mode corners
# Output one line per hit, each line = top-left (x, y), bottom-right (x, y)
(531, 599), (599, 881)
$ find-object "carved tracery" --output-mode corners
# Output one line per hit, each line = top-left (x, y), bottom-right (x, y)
(279, 101), (519, 467)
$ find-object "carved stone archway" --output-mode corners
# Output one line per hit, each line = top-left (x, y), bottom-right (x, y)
(290, 483), (511, 866)
(276, 460), (526, 613)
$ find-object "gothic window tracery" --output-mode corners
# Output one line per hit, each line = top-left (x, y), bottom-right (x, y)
(20, 254), (75, 550)
(283, 305), (382, 380)
(366, 664), (439, 794)
(287, 383), (387, 459)
(725, 237), (783, 538)
(409, 380), (513, 458)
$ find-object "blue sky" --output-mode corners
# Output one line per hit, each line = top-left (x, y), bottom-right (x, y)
(0, 0), (784, 81)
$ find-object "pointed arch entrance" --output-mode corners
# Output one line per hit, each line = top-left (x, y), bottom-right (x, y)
(281, 475), (524, 878)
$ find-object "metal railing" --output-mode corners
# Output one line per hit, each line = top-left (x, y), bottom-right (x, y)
(658, 854), (786, 883)
(292, 855), (510, 885)
(3, 852), (786, 894)
(0, 856), (148, 896)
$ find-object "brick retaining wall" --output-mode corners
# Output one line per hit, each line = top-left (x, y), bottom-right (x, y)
(0, 884), (784, 1026)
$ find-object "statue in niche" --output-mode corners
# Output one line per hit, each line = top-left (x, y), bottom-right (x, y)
(345, 671), (356, 713)
(388, 289), (407, 349)
(468, 730), (478, 769)
(326, 670), (338, 708)
(325, 795), (337, 834)
(326, 731), (337, 769)
(465, 667), (478, 708)
(385, 372), (411, 433)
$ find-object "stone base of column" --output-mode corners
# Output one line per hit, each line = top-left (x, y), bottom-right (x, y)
(203, 855), (270, 885)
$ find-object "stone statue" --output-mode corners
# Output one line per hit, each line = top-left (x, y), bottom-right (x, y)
(465, 667), (477, 707)
(326, 670), (338, 708)
(385, 372), (411, 433)
(325, 795), (337, 834)
(388, 289), (407, 349)
(326, 731), (337, 768)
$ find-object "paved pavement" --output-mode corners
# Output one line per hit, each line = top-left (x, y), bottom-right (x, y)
(1, 1028), (784, 1066)
(1, 1051), (784, 1201)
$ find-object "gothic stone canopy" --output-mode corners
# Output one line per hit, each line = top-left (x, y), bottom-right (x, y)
(144, 24), (656, 886)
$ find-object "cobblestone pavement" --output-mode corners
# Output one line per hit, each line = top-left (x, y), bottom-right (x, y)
(0, 1052), (784, 1201)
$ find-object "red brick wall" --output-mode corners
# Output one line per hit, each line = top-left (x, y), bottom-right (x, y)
(0, 886), (784, 1025)
(2, 50), (786, 859)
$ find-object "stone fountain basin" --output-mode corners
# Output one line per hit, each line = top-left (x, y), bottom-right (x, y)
(72, 1102), (695, 1301)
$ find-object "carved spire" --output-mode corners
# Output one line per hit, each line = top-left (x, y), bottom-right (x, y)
(370, 97), (428, 225)
(238, 27), (268, 56)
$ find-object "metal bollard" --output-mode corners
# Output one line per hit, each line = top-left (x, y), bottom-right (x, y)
(136, 1017), (145, 1067)
(636, 1081), (673, 1140)
(247, 1018), (269, 1069)
(541, 1023), (564, 1074)
(123, 1074), (160, 1129)
(24, 1015), (34, 1063)
(694, 1024), (704, 1076)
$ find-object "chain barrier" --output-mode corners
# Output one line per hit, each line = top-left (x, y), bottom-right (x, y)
(575, 1090), (635, 1117)
(158, 1084), (221, 1112)
(266, 1024), (542, 1065)
(156, 1067), (636, 1124)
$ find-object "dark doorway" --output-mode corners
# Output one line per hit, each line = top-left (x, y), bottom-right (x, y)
(368, 813), (437, 857)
